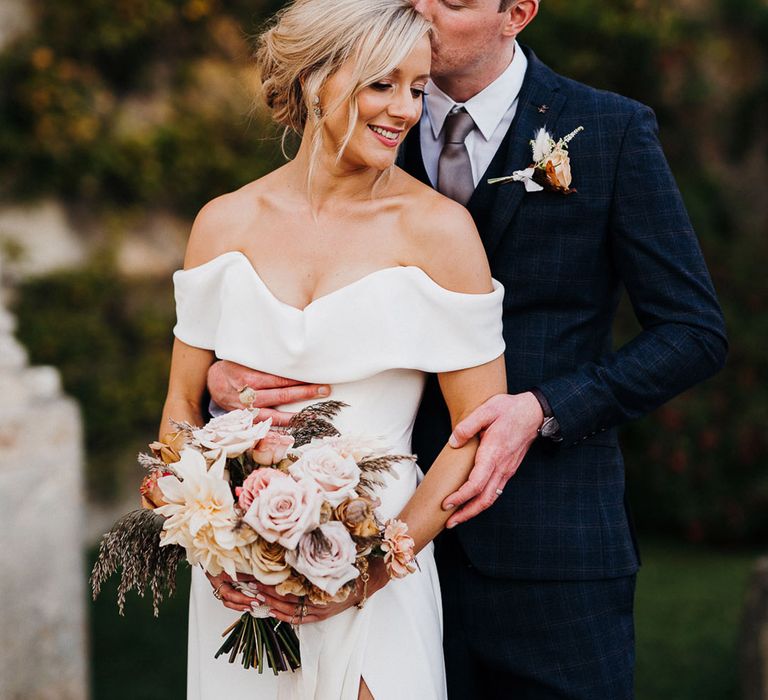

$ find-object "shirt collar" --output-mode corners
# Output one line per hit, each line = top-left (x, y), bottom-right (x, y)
(425, 41), (528, 142)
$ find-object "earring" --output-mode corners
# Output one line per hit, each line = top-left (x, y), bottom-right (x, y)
(312, 95), (322, 119)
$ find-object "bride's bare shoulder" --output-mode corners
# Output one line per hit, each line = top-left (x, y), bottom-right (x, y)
(394, 170), (492, 294)
(183, 171), (286, 269)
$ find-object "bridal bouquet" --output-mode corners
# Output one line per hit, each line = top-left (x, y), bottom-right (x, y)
(91, 401), (418, 675)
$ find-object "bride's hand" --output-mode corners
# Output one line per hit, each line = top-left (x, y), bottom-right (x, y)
(207, 360), (331, 425)
(205, 571), (259, 613)
(255, 560), (389, 624)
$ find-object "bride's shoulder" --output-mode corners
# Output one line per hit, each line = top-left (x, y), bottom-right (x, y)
(394, 171), (492, 294)
(182, 174), (281, 269)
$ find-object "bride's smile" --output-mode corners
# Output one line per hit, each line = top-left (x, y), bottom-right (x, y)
(316, 34), (431, 172)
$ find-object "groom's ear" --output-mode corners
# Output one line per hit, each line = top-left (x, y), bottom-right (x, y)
(500, 0), (540, 39)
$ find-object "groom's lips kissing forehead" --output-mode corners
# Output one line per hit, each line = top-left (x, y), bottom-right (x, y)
(367, 124), (404, 148)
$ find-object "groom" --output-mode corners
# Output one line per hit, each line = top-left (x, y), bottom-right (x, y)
(208, 1), (727, 697)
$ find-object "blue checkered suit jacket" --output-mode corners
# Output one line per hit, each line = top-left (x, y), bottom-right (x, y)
(406, 46), (727, 580)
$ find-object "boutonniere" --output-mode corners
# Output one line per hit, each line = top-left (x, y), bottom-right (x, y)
(489, 126), (584, 195)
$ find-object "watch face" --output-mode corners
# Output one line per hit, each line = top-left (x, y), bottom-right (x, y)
(541, 416), (560, 438)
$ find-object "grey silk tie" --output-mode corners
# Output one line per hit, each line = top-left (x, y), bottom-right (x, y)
(437, 107), (476, 205)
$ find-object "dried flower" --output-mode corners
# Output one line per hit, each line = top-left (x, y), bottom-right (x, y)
(149, 430), (187, 464)
(335, 496), (381, 538)
(275, 575), (310, 598)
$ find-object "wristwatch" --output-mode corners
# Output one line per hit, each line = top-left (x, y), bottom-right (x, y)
(529, 388), (562, 442)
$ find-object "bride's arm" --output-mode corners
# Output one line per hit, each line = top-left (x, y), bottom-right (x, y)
(159, 338), (213, 437)
(397, 356), (507, 554)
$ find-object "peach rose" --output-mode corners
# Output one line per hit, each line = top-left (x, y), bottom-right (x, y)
(252, 431), (295, 466)
(381, 519), (417, 579)
(545, 147), (573, 190)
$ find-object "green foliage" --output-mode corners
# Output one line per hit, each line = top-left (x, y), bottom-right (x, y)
(12, 258), (175, 495)
(0, 0), (284, 214)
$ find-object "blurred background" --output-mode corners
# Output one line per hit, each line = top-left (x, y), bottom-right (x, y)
(0, 0), (766, 698)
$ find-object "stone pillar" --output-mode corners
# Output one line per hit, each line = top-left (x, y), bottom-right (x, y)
(741, 557), (768, 700)
(0, 260), (88, 699)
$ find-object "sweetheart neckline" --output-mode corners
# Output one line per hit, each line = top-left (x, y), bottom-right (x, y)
(178, 251), (496, 314)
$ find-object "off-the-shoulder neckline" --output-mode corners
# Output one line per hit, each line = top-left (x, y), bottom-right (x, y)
(176, 250), (500, 314)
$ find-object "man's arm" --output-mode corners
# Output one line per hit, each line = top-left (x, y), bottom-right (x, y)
(444, 105), (727, 526)
(535, 105), (727, 444)
(207, 360), (331, 425)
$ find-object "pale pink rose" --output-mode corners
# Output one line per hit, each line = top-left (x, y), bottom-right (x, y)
(285, 522), (359, 596)
(288, 444), (360, 506)
(292, 435), (383, 463)
(381, 519), (417, 579)
(236, 467), (288, 512)
(192, 409), (271, 459)
(242, 474), (322, 550)
(252, 431), (295, 466)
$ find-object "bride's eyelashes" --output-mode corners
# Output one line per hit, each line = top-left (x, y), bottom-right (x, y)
(368, 81), (428, 99)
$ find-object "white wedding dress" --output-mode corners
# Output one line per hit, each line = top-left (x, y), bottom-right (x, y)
(172, 251), (504, 700)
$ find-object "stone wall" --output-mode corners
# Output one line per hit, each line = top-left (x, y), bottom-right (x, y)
(0, 262), (88, 700)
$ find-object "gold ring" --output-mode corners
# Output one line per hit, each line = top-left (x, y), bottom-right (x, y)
(301, 603), (309, 617)
(213, 583), (224, 600)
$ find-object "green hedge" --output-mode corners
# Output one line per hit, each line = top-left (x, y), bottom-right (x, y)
(12, 259), (175, 496)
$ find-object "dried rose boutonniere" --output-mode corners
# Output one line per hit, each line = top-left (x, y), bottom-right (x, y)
(489, 126), (584, 194)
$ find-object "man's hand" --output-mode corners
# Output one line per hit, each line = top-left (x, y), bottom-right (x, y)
(443, 392), (544, 528)
(207, 360), (330, 426)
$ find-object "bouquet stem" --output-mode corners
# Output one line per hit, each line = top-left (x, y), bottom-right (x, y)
(215, 613), (301, 675)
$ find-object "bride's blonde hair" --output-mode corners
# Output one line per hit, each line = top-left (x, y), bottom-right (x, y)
(255, 0), (431, 182)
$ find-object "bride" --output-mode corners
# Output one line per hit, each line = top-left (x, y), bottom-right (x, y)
(161, 0), (506, 697)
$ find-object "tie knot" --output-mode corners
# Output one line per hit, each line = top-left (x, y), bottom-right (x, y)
(443, 107), (475, 144)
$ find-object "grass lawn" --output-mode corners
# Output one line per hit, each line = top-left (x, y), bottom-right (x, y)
(634, 540), (758, 700)
(90, 539), (759, 699)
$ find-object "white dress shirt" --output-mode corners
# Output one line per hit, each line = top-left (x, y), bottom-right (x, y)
(420, 42), (528, 188)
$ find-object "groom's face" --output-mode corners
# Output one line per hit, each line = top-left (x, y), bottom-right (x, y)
(411, 0), (517, 79)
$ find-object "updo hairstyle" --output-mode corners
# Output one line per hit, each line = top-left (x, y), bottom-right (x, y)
(255, 0), (431, 169)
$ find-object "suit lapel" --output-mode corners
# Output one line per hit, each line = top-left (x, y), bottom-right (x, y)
(399, 48), (569, 259)
(477, 48), (568, 258)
